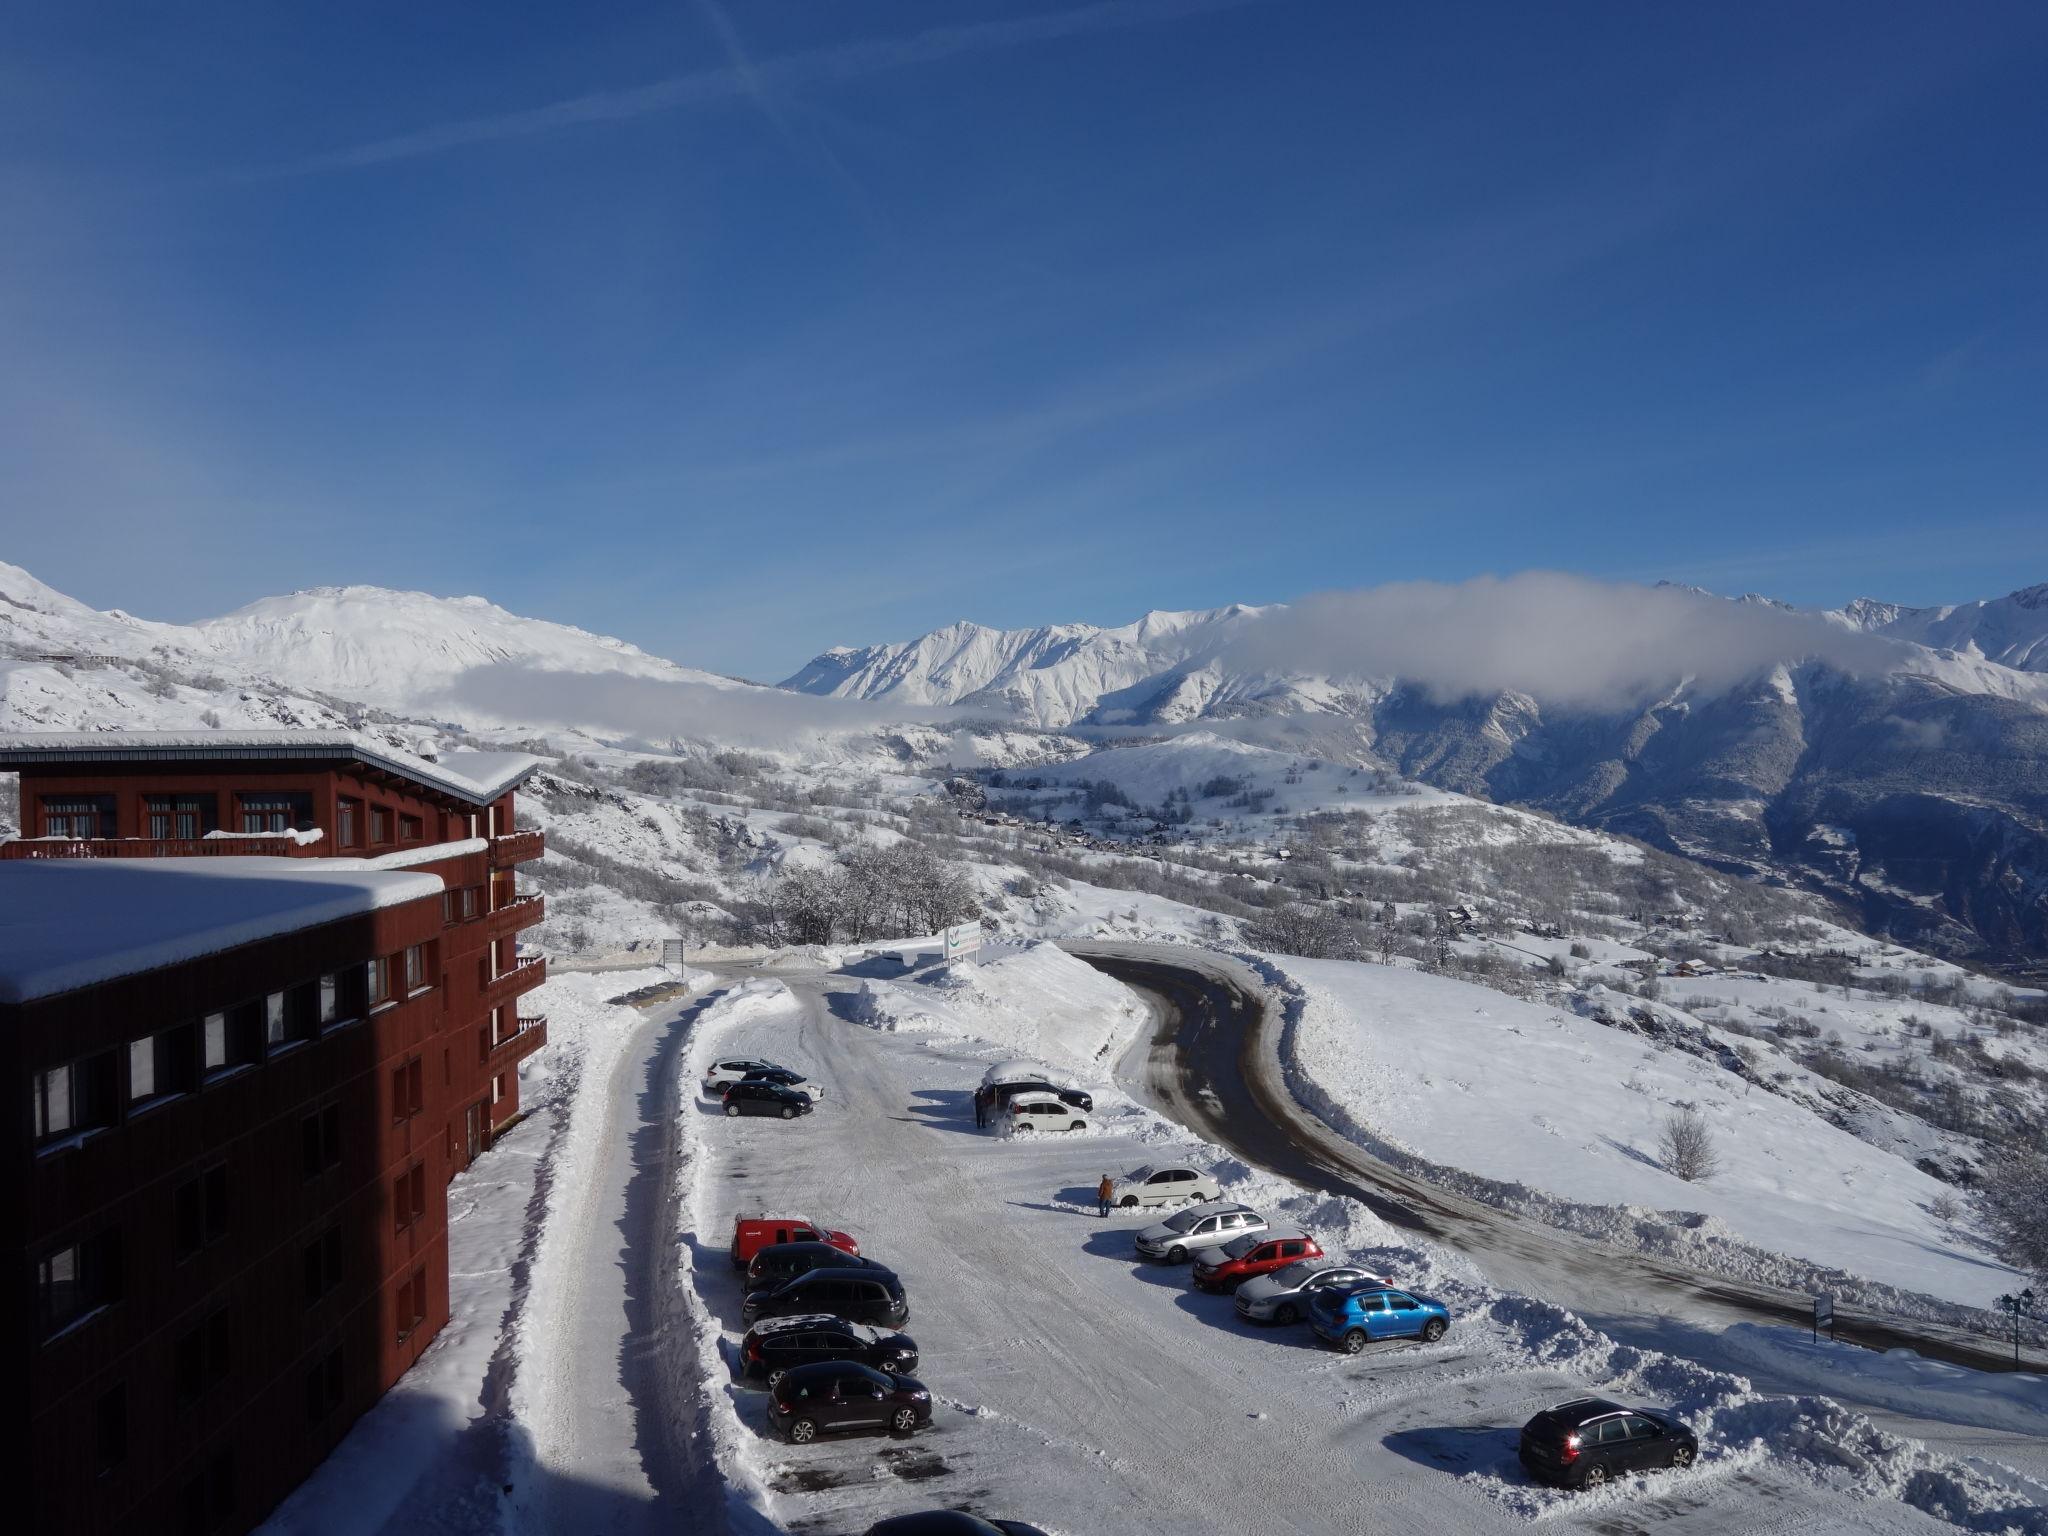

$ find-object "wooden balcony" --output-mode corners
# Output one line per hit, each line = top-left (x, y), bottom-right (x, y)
(488, 1014), (548, 1066)
(0, 834), (322, 860)
(482, 955), (547, 1011)
(487, 892), (545, 940)
(487, 830), (544, 869)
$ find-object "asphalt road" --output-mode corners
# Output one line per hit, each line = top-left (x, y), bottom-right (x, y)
(1067, 943), (2044, 1377)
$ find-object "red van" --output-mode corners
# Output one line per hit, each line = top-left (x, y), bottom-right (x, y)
(730, 1212), (860, 1269)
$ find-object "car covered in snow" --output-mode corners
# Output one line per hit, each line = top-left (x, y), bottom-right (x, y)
(704, 1056), (786, 1091)
(1190, 1228), (1322, 1293)
(1308, 1284), (1449, 1352)
(746, 1241), (889, 1292)
(729, 1213), (859, 1269)
(1134, 1203), (1267, 1263)
(722, 1081), (813, 1119)
(1517, 1397), (1697, 1488)
(743, 1266), (910, 1328)
(998, 1092), (1091, 1136)
(767, 1359), (931, 1443)
(1110, 1164), (1220, 1208)
(1233, 1259), (1386, 1324)
(740, 1313), (919, 1383)
(980, 1059), (1048, 1088)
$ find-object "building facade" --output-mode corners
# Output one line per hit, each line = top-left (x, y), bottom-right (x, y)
(1, 733), (548, 1536)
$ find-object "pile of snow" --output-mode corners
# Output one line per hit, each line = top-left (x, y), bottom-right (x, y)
(1266, 954), (2031, 1312)
(1711, 1325), (2048, 1439)
(847, 940), (1145, 1078)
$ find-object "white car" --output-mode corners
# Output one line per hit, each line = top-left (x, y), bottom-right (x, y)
(1234, 1259), (1387, 1325)
(1134, 1203), (1266, 1263)
(1111, 1164), (1220, 1209)
(703, 1056), (785, 1092)
(999, 1093), (1091, 1136)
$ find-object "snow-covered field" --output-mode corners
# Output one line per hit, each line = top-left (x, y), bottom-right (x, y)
(1270, 955), (2031, 1313)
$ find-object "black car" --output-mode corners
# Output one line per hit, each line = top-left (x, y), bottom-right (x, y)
(723, 1081), (813, 1119)
(740, 1066), (809, 1090)
(866, 1515), (1050, 1536)
(1518, 1398), (1698, 1489)
(978, 1079), (1093, 1117)
(743, 1266), (909, 1328)
(740, 1312), (919, 1382)
(746, 1240), (885, 1291)
(767, 1360), (931, 1444)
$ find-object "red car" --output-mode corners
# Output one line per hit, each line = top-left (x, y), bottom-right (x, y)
(730, 1212), (860, 1270)
(1191, 1228), (1321, 1292)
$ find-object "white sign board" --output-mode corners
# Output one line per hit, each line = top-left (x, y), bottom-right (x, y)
(1813, 1294), (1833, 1339)
(660, 937), (687, 969)
(942, 922), (983, 960)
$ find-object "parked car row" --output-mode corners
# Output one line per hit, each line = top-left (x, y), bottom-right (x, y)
(706, 1055), (817, 1119)
(725, 1210), (933, 1446)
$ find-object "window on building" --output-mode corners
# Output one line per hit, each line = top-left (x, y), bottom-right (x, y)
(393, 1162), (427, 1235)
(370, 806), (392, 844)
(94, 1381), (127, 1478)
(336, 797), (361, 849)
(302, 1226), (346, 1306)
(391, 1056), (424, 1122)
(37, 1230), (121, 1338)
(173, 1165), (229, 1260)
(235, 791), (313, 835)
(174, 1308), (232, 1403)
(368, 956), (391, 1006)
(145, 794), (215, 840)
(492, 1072), (506, 1106)
(264, 991), (288, 1048)
(305, 1346), (345, 1425)
(398, 813), (423, 842)
(32, 1050), (116, 1145)
(403, 943), (428, 992)
(301, 1103), (342, 1180)
(128, 1024), (194, 1105)
(318, 973), (341, 1025)
(396, 1267), (428, 1344)
(41, 794), (116, 839)
(202, 1004), (261, 1077)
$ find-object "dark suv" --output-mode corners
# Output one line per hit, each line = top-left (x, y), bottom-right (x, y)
(723, 1081), (813, 1119)
(746, 1241), (885, 1292)
(740, 1313), (919, 1383)
(767, 1360), (931, 1443)
(977, 1079), (1092, 1118)
(743, 1266), (909, 1328)
(1518, 1398), (1698, 1489)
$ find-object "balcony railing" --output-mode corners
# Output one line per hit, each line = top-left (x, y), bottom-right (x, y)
(487, 892), (546, 939)
(0, 834), (323, 860)
(487, 830), (545, 869)
(489, 1014), (548, 1062)
(483, 955), (547, 1010)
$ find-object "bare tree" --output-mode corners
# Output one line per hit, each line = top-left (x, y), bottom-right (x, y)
(1658, 1105), (1720, 1182)
(1975, 1142), (2048, 1283)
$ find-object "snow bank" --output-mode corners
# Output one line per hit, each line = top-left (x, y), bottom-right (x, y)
(1712, 1325), (2048, 1438)
(846, 939), (1146, 1078)
(1264, 952), (2030, 1313)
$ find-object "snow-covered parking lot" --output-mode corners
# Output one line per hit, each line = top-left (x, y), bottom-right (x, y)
(670, 963), (2046, 1536)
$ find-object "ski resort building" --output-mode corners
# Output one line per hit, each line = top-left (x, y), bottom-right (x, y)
(0, 732), (547, 1536)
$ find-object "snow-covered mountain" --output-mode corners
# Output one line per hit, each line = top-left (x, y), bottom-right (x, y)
(1828, 583), (2048, 672)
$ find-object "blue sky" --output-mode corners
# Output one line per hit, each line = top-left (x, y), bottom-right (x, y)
(5, 0), (2046, 680)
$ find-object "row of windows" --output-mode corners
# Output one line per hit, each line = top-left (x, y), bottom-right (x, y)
(38, 791), (317, 840)
(334, 797), (428, 850)
(29, 946), (433, 1149)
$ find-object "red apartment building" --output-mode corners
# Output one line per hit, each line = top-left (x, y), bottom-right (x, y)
(0, 731), (549, 1536)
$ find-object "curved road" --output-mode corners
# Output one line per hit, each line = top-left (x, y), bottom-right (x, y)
(1068, 943), (2041, 1377)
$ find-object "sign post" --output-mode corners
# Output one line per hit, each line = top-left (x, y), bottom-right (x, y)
(660, 936), (687, 975)
(942, 922), (983, 961)
(1813, 1293), (1833, 1343)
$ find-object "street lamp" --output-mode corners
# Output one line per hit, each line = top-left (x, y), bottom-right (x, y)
(1995, 1288), (2036, 1370)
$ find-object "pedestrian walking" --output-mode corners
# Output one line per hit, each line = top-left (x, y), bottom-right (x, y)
(1097, 1173), (1114, 1218)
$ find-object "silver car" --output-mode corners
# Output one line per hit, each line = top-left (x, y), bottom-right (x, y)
(1110, 1164), (1221, 1209)
(1234, 1259), (1387, 1325)
(1134, 1203), (1266, 1264)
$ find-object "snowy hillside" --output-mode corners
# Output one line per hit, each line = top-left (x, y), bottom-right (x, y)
(1830, 583), (2048, 672)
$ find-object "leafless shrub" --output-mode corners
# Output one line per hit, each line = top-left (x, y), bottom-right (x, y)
(1658, 1105), (1720, 1182)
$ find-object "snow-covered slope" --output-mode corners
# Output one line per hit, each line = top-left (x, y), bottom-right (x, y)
(1830, 582), (2048, 672)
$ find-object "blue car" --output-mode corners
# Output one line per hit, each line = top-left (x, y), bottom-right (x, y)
(1308, 1284), (1450, 1353)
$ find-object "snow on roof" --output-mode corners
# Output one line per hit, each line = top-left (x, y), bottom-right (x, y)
(0, 857), (443, 1004)
(0, 730), (540, 806)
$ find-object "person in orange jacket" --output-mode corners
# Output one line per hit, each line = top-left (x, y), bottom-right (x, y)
(1097, 1173), (1114, 1218)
